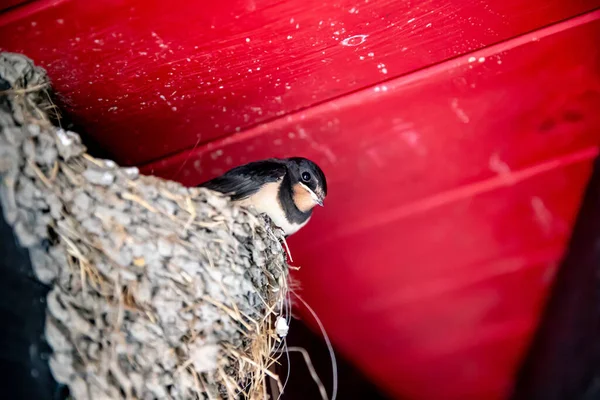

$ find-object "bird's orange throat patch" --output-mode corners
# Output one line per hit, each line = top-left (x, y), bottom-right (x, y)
(292, 183), (316, 212)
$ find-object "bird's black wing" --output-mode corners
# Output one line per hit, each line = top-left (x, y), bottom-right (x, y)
(199, 159), (287, 200)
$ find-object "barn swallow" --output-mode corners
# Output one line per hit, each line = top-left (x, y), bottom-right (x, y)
(199, 157), (327, 236)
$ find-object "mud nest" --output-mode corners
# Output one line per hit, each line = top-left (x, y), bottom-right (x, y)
(0, 53), (290, 400)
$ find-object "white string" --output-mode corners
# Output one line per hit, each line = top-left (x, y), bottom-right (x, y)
(291, 289), (338, 400)
(276, 339), (292, 400)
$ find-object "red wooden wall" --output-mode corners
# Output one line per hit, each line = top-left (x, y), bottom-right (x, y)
(2, 1), (600, 399)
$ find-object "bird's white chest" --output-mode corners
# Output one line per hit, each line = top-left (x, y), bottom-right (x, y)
(235, 182), (309, 235)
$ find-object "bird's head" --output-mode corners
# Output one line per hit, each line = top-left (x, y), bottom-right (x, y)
(284, 157), (327, 212)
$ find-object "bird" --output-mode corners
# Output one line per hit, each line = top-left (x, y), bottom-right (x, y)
(199, 157), (327, 236)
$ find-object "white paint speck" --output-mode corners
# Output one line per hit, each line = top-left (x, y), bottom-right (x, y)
(531, 196), (553, 233)
(340, 34), (368, 47)
(451, 98), (470, 123)
(367, 52), (374, 57)
(402, 131), (419, 146)
(287, 35), (293, 40)
(246, 38), (250, 42)
(377, 63), (388, 74)
(478, 57), (485, 63)
(408, 18), (415, 23)
(468, 56), (476, 63)
(489, 153), (512, 176)
(211, 149), (224, 160)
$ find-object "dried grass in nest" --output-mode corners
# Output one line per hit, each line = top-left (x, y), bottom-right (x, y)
(0, 52), (290, 399)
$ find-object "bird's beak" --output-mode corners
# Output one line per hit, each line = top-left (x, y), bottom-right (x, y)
(315, 191), (325, 207)
(300, 182), (325, 207)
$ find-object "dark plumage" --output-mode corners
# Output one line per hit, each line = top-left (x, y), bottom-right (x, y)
(199, 157), (327, 235)
(200, 159), (288, 200)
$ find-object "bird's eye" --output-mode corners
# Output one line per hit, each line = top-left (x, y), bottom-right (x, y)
(301, 172), (311, 182)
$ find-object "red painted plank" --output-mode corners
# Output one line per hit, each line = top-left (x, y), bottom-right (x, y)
(140, 12), (600, 399)
(352, 260), (558, 400)
(293, 158), (594, 400)
(0, 0), (598, 164)
(145, 12), (600, 238)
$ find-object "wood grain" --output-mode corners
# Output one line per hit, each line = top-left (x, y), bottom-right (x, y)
(0, 0), (598, 164)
